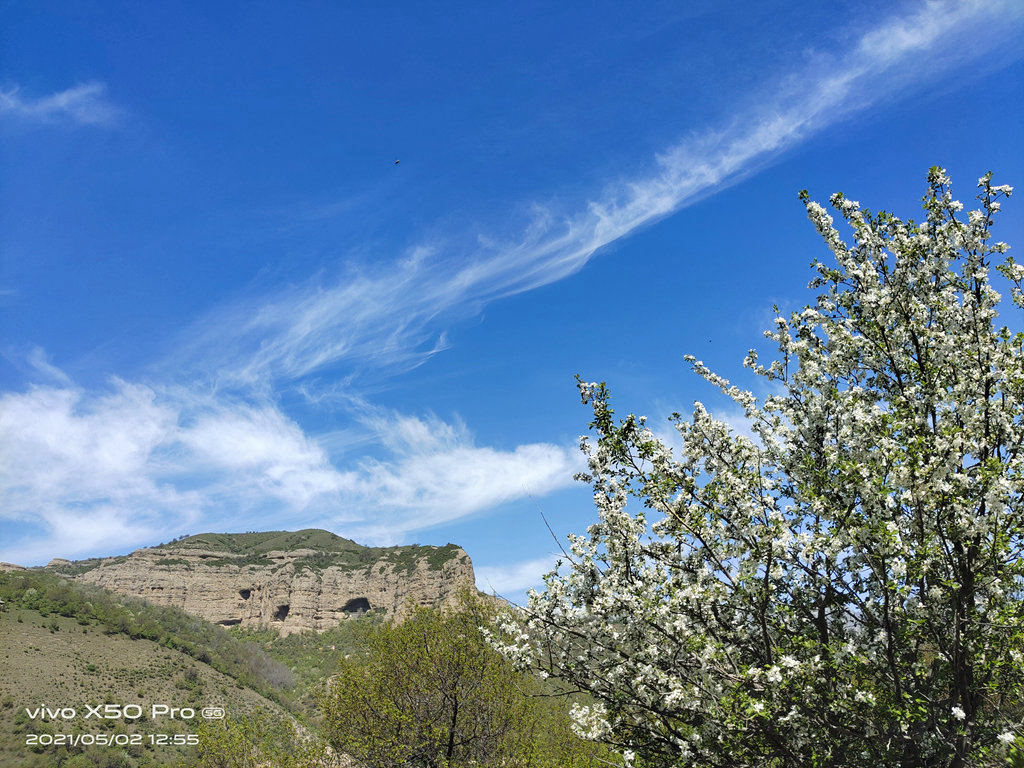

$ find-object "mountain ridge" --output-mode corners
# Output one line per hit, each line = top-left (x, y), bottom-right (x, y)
(41, 529), (476, 636)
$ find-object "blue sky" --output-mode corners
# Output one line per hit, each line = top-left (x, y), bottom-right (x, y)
(1, 1), (1022, 600)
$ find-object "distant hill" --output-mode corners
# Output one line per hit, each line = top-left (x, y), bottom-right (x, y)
(0, 569), (297, 768)
(43, 529), (476, 635)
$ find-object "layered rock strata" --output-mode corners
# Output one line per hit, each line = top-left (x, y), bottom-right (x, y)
(51, 530), (475, 636)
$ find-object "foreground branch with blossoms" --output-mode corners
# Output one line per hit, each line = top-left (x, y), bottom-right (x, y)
(494, 169), (1023, 768)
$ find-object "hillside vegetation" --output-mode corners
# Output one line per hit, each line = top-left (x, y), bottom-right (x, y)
(0, 570), (296, 702)
(230, 620), (379, 719)
(0, 603), (292, 767)
(46, 528), (465, 576)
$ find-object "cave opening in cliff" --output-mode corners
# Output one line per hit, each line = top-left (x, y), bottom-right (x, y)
(342, 597), (371, 614)
(239, 589), (251, 600)
(274, 604), (290, 621)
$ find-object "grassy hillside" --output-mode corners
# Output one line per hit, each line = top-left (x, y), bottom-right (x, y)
(232, 622), (370, 685)
(0, 571), (296, 701)
(46, 528), (465, 577)
(160, 529), (365, 555)
(230, 620), (379, 720)
(0, 571), (300, 768)
(0, 608), (293, 768)
(155, 529), (465, 574)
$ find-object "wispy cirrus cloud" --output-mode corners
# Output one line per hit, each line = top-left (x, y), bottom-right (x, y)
(0, 81), (122, 126)
(173, 0), (1024, 389)
(25, 346), (73, 386)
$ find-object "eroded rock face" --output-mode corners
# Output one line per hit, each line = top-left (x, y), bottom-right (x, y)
(62, 530), (475, 635)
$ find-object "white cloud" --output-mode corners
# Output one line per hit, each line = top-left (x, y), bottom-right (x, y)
(179, 402), (347, 508)
(342, 442), (579, 539)
(0, 381), (200, 563)
(0, 81), (121, 126)
(330, 409), (582, 542)
(0, 382), (178, 510)
(11, 508), (166, 567)
(359, 409), (470, 456)
(476, 555), (560, 594)
(0, 379), (580, 562)
(172, 0), (1023, 388)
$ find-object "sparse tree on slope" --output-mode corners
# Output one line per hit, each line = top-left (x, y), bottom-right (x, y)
(496, 169), (1023, 767)
(319, 595), (609, 768)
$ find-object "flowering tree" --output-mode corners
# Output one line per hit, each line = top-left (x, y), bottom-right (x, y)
(497, 170), (1022, 767)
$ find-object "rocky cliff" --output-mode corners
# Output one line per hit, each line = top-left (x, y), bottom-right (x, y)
(47, 530), (475, 635)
